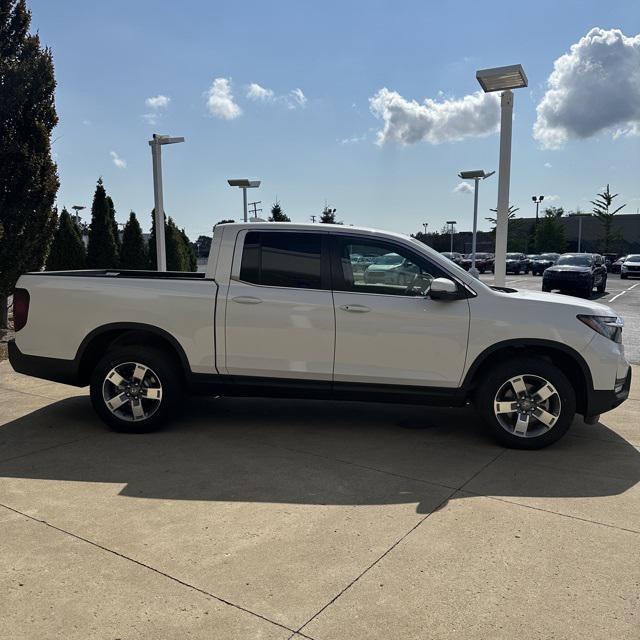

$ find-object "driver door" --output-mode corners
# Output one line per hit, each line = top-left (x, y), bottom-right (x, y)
(331, 235), (470, 388)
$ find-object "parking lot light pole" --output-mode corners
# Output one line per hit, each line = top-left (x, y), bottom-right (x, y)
(458, 170), (495, 278)
(576, 213), (591, 252)
(149, 134), (185, 271)
(446, 220), (457, 253)
(476, 64), (527, 286)
(532, 195), (544, 223)
(227, 179), (261, 222)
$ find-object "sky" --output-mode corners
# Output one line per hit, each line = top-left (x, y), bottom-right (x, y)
(29, 0), (640, 238)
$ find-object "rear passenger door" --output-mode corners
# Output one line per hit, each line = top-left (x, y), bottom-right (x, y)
(224, 230), (334, 382)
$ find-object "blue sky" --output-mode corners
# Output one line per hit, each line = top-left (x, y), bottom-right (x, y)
(30, 0), (640, 238)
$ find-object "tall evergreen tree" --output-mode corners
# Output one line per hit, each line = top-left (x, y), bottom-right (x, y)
(120, 211), (148, 270)
(320, 206), (338, 224)
(46, 207), (86, 270)
(86, 178), (119, 268)
(535, 209), (567, 253)
(0, 0), (59, 326)
(591, 184), (625, 253)
(180, 228), (197, 271)
(106, 195), (121, 253)
(195, 235), (212, 257)
(269, 201), (290, 222)
(165, 217), (185, 271)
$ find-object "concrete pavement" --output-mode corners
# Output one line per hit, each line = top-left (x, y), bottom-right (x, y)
(0, 360), (638, 639)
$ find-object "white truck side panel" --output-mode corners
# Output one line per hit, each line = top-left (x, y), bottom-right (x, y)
(16, 275), (218, 373)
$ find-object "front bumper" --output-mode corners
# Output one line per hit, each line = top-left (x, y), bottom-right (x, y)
(585, 366), (632, 418)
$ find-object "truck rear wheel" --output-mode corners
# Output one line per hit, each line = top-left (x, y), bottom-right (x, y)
(90, 346), (181, 433)
(475, 357), (576, 449)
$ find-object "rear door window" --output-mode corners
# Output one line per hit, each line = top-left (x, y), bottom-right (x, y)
(240, 231), (324, 289)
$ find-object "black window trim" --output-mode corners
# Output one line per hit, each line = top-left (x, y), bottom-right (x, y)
(236, 229), (331, 292)
(329, 233), (473, 299)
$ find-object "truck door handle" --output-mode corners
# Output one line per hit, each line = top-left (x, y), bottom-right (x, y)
(339, 304), (371, 313)
(232, 296), (262, 304)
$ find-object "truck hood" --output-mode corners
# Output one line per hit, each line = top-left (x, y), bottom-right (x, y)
(497, 287), (617, 316)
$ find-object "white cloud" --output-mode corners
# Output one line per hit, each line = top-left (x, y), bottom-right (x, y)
(142, 113), (158, 125)
(206, 77), (242, 120)
(534, 28), (640, 148)
(453, 182), (473, 194)
(82, 119), (91, 126)
(110, 151), (126, 169)
(245, 83), (307, 110)
(544, 162), (552, 168)
(289, 88), (307, 108)
(340, 134), (366, 145)
(369, 88), (500, 145)
(545, 194), (560, 202)
(246, 83), (274, 101)
(145, 94), (171, 109)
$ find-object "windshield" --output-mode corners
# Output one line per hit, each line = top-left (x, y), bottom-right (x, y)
(506, 253), (523, 259)
(557, 255), (592, 266)
(374, 253), (403, 265)
(539, 254), (558, 260)
(626, 255), (640, 262)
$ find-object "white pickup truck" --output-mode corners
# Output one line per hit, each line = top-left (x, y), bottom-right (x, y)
(9, 222), (631, 448)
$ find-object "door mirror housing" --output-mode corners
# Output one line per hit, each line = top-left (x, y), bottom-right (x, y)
(429, 277), (459, 300)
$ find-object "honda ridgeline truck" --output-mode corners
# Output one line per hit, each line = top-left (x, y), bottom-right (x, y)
(9, 223), (631, 449)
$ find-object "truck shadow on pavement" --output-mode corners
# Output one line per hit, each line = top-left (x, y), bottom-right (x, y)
(0, 394), (638, 514)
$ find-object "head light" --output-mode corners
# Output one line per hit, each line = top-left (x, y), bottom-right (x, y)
(577, 315), (623, 343)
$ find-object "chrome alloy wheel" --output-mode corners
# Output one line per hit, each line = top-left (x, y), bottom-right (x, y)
(493, 374), (561, 438)
(102, 362), (163, 422)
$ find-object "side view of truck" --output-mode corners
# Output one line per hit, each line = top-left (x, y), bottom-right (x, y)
(9, 222), (631, 449)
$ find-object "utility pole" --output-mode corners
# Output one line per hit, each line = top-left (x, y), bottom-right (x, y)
(446, 221), (457, 253)
(310, 215), (316, 223)
(422, 222), (428, 234)
(248, 200), (262, 220)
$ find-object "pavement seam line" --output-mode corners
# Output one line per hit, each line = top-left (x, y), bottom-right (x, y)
(295, 486), (458, 635)
(460, 491), (640, 535)
(0, 384), (81, 401)
(0, 502), (298, 636)
(0, 434), (98, 464)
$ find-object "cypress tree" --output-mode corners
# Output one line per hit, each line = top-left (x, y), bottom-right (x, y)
(0, 0), (59, 326)
(46, 207), (86, 270)
(165, 217), (185, 271)
(120, 211), (148, 270)
(148, 209), (159, 269)
(180, 228), (197, 271)
(269, 201), (290, 222)
(86, 178), (119, 268)
(107, 195), (121, 255)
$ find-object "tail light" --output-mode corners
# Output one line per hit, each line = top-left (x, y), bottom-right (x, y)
(13, 288), (30, 331)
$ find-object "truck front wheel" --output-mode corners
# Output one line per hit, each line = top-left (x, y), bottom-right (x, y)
(90, 346), (181, 433)
(475, 357), (576, 449)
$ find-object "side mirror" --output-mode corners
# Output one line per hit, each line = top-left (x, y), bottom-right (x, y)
(429, 277), (459, 300)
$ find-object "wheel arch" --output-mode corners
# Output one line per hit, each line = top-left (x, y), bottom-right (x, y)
(76, 322), (191, 386)
(462, 339), (592, 415)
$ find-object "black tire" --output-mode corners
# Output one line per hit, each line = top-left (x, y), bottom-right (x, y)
(475, 357), (576, 449)
(514, 269), (520, 275)
(90, 346), (182, 433)
(542, 284), (551, 292)
(597, 276), (607, 293)
(621, 274), (627, 280)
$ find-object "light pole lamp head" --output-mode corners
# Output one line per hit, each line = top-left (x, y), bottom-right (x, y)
(458, 169), (495, 180)
(227, 179), (261, 188)
(476, 64), (528, 92)
(446, 220), (457, 225)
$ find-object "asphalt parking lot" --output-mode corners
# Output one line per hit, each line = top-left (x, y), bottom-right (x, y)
(479, 272), (640, 364)
(1, 352), (639, 639)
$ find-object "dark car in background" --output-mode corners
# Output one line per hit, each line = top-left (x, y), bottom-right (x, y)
(602, 253), (618, 272)
(611, 255), (628, 274)
(542, 253), (607, 298)
(525, 254), (539, 273)
(505, 253), (528, 274)
(531, 252), (561, 275)
(459, 252), (494, 273)
(440, 251), (463, 265)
